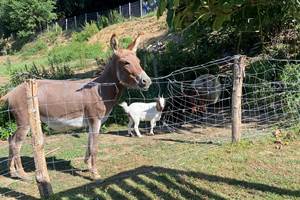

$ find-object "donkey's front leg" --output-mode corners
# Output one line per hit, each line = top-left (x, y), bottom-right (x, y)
(85, 118), (101, 180)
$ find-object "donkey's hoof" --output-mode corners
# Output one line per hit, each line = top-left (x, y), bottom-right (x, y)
(91, 172), (101, 180)
(149, 133), (155, 136)
(11, 171), (31, 181)
(137, 135), (143, 138)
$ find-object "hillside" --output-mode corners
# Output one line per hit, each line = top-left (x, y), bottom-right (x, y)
(0, 14), (167, 86)
(88, 14), (167, 49)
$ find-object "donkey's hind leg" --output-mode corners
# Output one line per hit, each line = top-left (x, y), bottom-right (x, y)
(85, 118), (101, 180)
(8, 125), (30, 180)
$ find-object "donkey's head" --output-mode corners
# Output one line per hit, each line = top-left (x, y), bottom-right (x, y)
(110, 33), (152, 91)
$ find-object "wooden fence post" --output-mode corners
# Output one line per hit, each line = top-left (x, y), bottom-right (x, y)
(140, 0), (143, 17)
(128, 2), (131, 19)
(26, 79), (53, 198)
(65, 19), (68, 31)
(55, 22), (58, 32)
(119, 5), (122, 15)
(74, 16), (77, 29)
(231, 55), (246, 143)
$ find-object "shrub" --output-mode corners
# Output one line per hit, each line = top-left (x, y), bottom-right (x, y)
(97, 16), (110, 29)
(97, 10), (124, 29)
(72, 22), (99, 42)
(9, 63), (74, 86)
(281, 63), (300, 121)
(20, 39), (48, 56)
(44, 26), (62, 44)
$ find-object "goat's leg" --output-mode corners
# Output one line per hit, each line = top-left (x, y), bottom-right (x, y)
(149, 119), (156, 135)
(133, 120), (142, 137)
(128, 117), (134, 137)
(85, 119), (101, 180)
(8, 125), (30, 180)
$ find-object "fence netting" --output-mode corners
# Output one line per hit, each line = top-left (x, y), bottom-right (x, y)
(0, 56), (299, 199)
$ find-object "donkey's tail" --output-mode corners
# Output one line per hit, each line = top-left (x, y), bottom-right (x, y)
(119, 102), (129, 113)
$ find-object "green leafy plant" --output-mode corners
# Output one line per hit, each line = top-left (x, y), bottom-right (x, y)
(97, 10), (124, 29)
(72, 22), (99, 42)
(157, 0), (300, 31)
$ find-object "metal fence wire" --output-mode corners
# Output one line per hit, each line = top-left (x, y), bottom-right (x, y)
(52, 0), (157, 32)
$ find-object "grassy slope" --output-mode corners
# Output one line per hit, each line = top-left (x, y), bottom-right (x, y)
(0, 130), (299, 200)
(0, 13), (167, 84)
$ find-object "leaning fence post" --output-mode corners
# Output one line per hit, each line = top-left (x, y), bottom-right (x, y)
(231, 55), (246, 143)
(26, 79), (53, 198)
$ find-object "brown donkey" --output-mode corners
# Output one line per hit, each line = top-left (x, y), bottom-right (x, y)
(0, 33), (152, 180)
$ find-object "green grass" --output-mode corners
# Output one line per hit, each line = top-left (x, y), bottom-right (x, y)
(0, 129), (299, 200)
(0, 57), (49, 76)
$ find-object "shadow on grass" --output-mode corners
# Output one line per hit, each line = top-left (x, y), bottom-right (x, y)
(0, 156), (93, 181)
(0, 187), (38, 200)
(50, 166), (300, 199)
(156, 138), (222, 145)
(1, 165), (300, 199)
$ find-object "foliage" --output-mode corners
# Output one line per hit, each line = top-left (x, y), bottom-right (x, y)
(119, 37), (133, 49)
(48, 42), (103, 65)
(97, 10), (124, 29)
(157, 0), (300, 31)
(265, 25), (300, 59)
(44, 26), (62, 44)
(73, 22), (99, 42)
(281, 63), (300, 121)
(9, 63), (74, 86)
(0, 0), (57, 39)
(20, 39), (48, 56)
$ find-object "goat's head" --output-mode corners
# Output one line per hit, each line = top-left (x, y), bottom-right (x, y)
(156, 96), (166, 112)
(110, 33), (151, 91)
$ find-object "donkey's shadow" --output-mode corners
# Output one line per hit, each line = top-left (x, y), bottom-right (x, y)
(0, 156), (93, 181)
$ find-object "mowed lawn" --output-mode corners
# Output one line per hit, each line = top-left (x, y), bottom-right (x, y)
(0, 127), (299, 200)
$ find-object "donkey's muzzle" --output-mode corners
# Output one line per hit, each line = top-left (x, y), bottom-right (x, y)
(138, 71), (152, 90)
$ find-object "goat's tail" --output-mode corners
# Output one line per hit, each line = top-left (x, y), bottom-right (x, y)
(119, 102), (129, 113)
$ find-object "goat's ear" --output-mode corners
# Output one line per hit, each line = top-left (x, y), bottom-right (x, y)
(110, 33), (118, 53)
(127, 33), (143, 52)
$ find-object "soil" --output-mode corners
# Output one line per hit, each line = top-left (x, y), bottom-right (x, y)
(88, 15), (168, 50)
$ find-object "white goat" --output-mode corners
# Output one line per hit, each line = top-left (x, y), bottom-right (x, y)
(119, 97), (165, 137)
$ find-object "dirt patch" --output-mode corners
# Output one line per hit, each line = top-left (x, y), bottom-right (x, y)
(88, 15), (168, 50)
(0, 76), (9, 86)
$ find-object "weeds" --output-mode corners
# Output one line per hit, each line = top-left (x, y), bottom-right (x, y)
(48, 41), (103, 66)
(73, 22), (99, 42)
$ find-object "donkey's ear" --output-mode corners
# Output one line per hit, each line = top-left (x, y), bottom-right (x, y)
(110, 33), (118, 52)
(127, 33), (143, 52)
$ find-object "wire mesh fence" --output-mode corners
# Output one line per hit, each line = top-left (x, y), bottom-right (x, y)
(0, 55), (299, 199)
